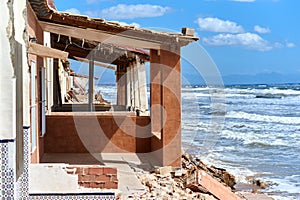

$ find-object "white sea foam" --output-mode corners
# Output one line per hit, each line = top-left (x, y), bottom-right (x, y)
(201, 152), (257, 183)
(219, 128), (300, 148)
(227, 111), (300, 124)
(225, 87), (300, 96)
(267, 177), (300, 199)
(182, 87), (209, 92)
(271, 195), (298, 200)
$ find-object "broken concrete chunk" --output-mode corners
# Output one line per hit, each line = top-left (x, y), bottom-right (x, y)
(174, 168), (183, 177)
(156, 166), (173, 176)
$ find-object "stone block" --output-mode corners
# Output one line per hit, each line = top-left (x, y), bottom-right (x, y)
(182, 28), (195, 37)
(157, 166), (173, 176)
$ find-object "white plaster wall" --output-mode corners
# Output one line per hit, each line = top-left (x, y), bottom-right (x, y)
(14, 0), (30, 127)
(0, 0), (16, 140)
(0, 0), (28, 138)
(14, 0), (26, 45)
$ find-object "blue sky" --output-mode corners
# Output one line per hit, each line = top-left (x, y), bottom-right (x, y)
(54, 0), (300, 84)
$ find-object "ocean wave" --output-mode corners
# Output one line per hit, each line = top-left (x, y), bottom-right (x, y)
(224, 87), (300, 98)
(226, 111), (300, 124)
(255, 94), (284, 99)
(245, 140), (287, 148)
(182, 87), (209, 92)
(220, 129), (300, 148)
(183, 87), (300, 100)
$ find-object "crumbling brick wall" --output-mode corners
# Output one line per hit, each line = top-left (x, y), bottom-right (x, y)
(67, 166), (118, 189)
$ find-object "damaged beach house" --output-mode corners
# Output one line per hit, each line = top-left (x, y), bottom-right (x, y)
(0, 0), (200, 198)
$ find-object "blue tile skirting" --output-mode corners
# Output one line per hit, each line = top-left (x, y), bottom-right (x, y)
(0, 139), (15, 143)
(0, 140), (15, 199)
(29, 193), (116, 200)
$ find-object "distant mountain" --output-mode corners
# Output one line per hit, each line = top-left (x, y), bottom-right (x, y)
(182, 72), (300, 86)
(223, 72), (300, 85)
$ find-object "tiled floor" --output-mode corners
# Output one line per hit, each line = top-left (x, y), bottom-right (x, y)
(41, 153), (160, 196)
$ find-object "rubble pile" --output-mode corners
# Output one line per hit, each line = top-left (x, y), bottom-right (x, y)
(126, 153), (239, 200)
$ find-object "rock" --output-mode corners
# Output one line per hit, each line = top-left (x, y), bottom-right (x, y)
(246, 176), (268, 189)
(157, 166), (173, 176)
(174, 169), (182, 177)
(208, 165), (236, 189)
(173, 193), (180, 198)
(145, 181), (152, 189)
(185, 169), (200, 186)
(221, 171), (236, 188)
(185, 188), (193, 194)
(182, 169), (188, 176)
(255, 179), (267, 189)
(187, 184), (209, 193)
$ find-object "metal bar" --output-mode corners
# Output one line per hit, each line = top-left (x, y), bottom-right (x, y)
(88, 51), (95, 112)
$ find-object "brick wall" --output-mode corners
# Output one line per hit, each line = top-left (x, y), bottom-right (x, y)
(44, 114), (151, 153)
(67, 166), (118, 189)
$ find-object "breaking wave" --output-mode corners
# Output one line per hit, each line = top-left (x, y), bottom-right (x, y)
(226, 111), (300, 125)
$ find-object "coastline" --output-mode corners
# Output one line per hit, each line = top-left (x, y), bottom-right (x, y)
(123, 152), (273, 200)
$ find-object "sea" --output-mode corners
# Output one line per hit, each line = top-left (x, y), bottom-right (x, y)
(96, 83), (300, 200)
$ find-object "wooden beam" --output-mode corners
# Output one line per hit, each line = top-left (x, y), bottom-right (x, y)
(70, 72), (99, 80)
(28, 42), (69, 61)
(73, 56), (116, 70)
(39, 21), (162, 49)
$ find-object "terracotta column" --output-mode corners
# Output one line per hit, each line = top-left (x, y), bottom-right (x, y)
(150, 47), (182, 167)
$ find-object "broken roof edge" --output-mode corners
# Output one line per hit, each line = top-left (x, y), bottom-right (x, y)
(28, 0), (199, 48)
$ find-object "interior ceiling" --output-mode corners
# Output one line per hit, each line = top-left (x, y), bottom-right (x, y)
(51, 34), (150, 66)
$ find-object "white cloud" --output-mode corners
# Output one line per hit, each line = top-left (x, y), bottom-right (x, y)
(274, 42), (284, 48)
(196, 17), (244, 33)
(231, 0), (256, 2)
(64, 8), (81, 15)
(203, 33), (273, 51)
(286, 42), (296, 48)
(254, 25), (271, 34)
(89, 4), (171, 19)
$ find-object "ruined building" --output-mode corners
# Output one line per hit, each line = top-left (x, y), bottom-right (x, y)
(0, 0), (198, 198)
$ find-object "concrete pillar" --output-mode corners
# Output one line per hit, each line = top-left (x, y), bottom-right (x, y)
(44, 31), (54, 113)
(125, 57), (149, 114)
(150, 47), (182, 167)
(126, 62), (134, 110)
(116, 64), (127, 106)
(135, 57), (149, 115)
